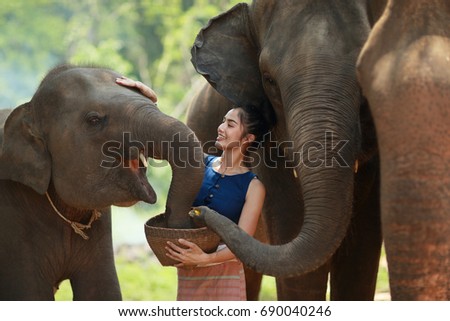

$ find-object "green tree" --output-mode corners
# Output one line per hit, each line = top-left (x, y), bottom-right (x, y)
(0, 0), (67, 106)
(0, 0), (248, 112)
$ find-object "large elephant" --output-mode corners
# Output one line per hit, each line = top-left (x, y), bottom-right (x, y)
(0, 64), (204, 300)
(356, 0), (450, 300)
(186, 0), (385, 300)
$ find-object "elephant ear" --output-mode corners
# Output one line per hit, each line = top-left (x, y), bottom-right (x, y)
(0, 102), (51, 194)
(191, 3), (265, 107)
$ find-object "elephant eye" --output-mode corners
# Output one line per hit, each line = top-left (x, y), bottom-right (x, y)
(263, 72), (276, 86)
(85, 112), (105, 127)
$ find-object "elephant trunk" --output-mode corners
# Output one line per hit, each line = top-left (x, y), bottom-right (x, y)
(135, 108), (204, 228)
(201, 64), (361, 277)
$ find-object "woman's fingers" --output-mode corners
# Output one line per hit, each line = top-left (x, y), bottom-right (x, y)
(115, 76), (134, 86)
(134, 81), (158, 103)
(178, 239), (204, 255)
(115, 76), (158, 103)
(166, 240), (189, 253)
(178, 238), (196, 249)
(165, 241), (191, 261)
(165, 239), (206, 268)
(166, 245), (185, 263)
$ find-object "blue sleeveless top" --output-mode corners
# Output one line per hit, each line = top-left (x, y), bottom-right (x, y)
(192, 155), (257, 224)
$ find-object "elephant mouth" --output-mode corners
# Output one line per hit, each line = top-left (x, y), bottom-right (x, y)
(115, 150), (157, 206)
(123, 150), (150, 171)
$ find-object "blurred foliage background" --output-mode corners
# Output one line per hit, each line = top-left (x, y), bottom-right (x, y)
(0, 0), (390, 300)
(0, 0), (246, 115)
(0, 0), (248, 223)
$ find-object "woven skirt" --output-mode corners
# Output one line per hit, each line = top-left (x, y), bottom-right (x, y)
(177, 260), (246, 301)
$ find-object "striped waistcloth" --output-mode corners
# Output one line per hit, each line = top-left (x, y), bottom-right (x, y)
(176, 260), (246, 301)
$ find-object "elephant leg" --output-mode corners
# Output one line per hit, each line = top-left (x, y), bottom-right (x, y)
(70, 232), (122, 300)
(1, 273), (54, 300)
(330, 157), (382, 300)
(71, 266), (121, 300)
(244, 267), (264, 300)
(276, 264), (330, 301)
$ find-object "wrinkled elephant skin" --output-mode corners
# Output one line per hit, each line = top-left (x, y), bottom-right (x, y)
(357, 0), (450, 300)
(0, 64), (204, 300)
(187, 0), (385, 300)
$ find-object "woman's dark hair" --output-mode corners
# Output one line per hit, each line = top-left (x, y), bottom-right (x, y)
(236, 101), (276, 146)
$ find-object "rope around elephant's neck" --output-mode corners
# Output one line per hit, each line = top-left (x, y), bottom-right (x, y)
(45, 192), (101, 240)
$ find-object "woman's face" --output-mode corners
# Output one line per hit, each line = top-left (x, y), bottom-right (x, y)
(215, 108), (247, 151)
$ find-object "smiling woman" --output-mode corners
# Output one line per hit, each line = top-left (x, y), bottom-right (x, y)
(164, 105), (274, 301)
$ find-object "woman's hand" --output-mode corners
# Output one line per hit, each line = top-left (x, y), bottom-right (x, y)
(115, 76), (158, 103)
(165, 239), (209, 268)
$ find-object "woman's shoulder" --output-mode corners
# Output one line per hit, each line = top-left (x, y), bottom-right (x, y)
(241, 171), (264, 194)
(203, 154), (219, 166)
(248, 175), (264, 190)
(245, 175), (265, 200)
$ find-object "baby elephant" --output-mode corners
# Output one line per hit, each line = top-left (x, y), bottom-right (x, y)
(0, 64), (203, 300)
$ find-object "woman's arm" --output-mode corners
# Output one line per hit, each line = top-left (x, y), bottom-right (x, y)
(166, 177), (265, 267)
(238, 177), (265, 236)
